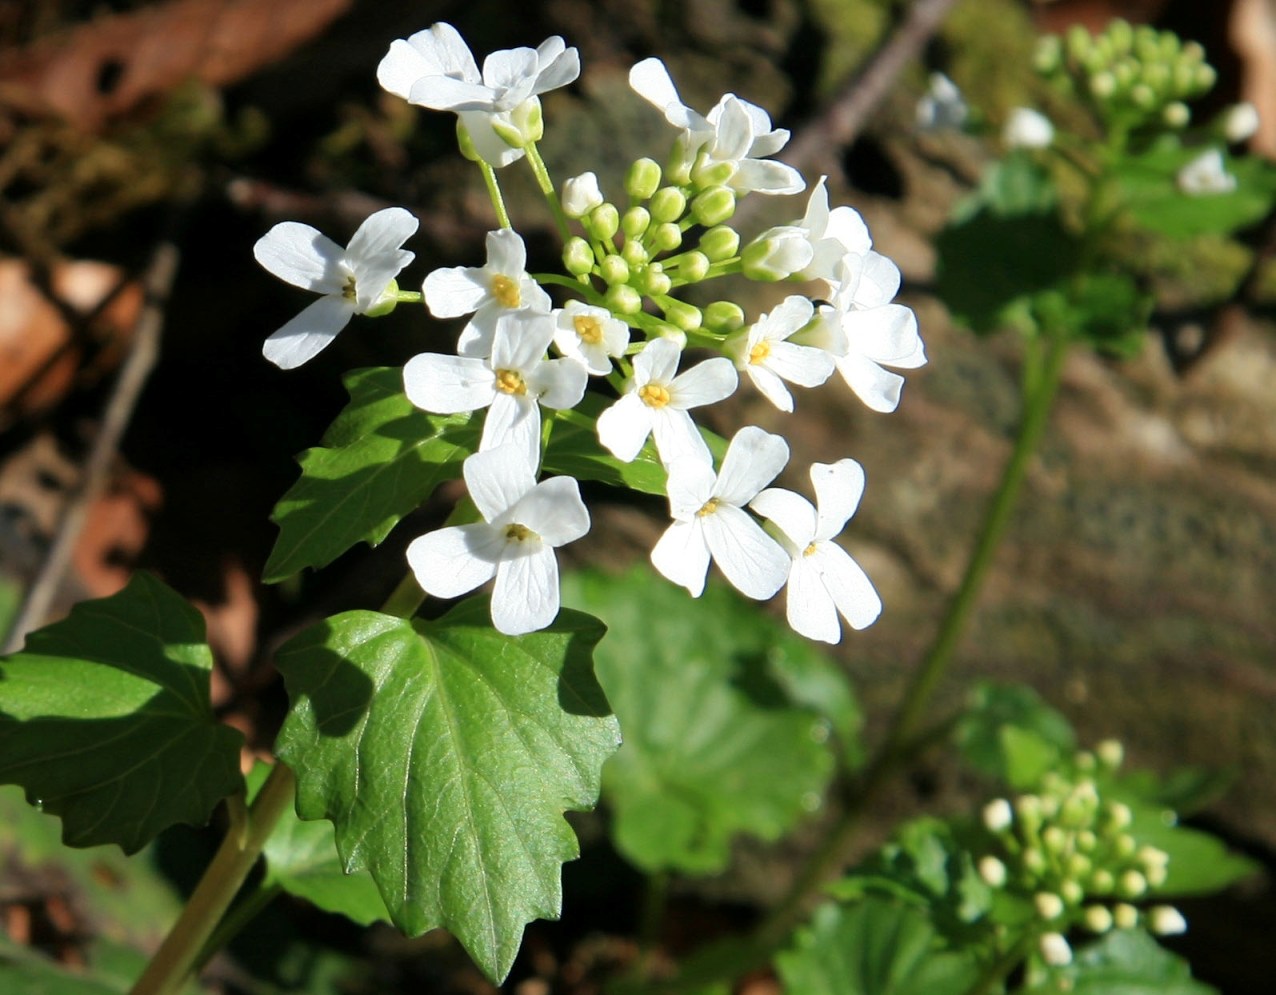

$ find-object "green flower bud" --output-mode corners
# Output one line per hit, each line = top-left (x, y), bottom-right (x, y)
(1145, 863), (1168, 887)
(1131, 83), (1156, 109)
(658, 324), (688, 348)
(1194, 63), (1217, 92)
(678, 251), (711, 282)
(1096, 740), (1124, 769)
(691, 186), (737, 226)
(1039, 932), (1072, 967)
(1113, 833), (1136, 859)
(590, 203), (621, 242)
(1076, 751), (1096, 772)
(979, 856), (1008, 888)
(1066, 25), (1092, 62)
(1113, 903), (1139, 929)
(1043, 826), (1068, 853)
(1108, 19), (1133, 54)
(1034, 36), (1062, 75)
(1066, 853), (1092, 879)
(699, 225), (740, 262)
(1090, 72), (1117, 99)
(703, 300), (745, 332)
(604, 284), (642, 315)
(691, 157), (737, 189)
(622, 239), (649, 268)
(650, 222), (683, 254)
(1024, 848), (1048, 875)
(1106, 801), (1133, 830)
(622, 206), (652, 239)
(1035, 892), (1065, 920)
(491, 97), (543, 147)
(1077, 829), (1098, 852)
(1091, 869), (1115, 894)
(650, 186), (688, 224)
(1117, 869), (1146, 898)
(365, 280), (400, 317)
(563, 237), (595, 276)
(456, 121), (481, 162)
(1163, 102), (1190, 128)
(626, 157), (663, 201)
(663, 299), (703, 332)
(639, 266), (672, 297)
(1083, 904), (1114, 933)
(600, 254), (630, 285)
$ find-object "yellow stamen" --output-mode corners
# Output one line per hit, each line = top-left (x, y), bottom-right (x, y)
(638, 383), (671, 408)
(749, 340), (771, 364)
(697, 498), (720, 517)
(496, 369), (527, 395)
(574, 314), (604, 344)
(491, 274), (521, 308)
(342, 274), (357, 300)
(803, 542), (819, 557)
(505, 522), (536, 541)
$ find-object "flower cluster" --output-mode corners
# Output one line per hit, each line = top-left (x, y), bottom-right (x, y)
(977, 740), (1187, 968)
(255, 23), (926, 639)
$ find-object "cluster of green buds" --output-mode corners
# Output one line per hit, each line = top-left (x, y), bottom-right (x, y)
(560, 157), (746, 346)
(977, 740), (1187, 966)
(1034, 19), (1216, 132)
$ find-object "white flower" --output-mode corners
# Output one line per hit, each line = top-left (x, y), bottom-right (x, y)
(916, 72), (967, 131)
(740, 226), (814, 281)
(553, 301), (629, 375)
(1223, 102), (1260, 143)
(1003, 107), (1054, 149)
(378, 22), (579, 167)
(725, 295), (834, 412)
(403, 310), (586, 466)
(253, 207), (417, 369)
(561, 172), (604, 218)
(798, 254), (926, 413)
(749, 459), (881, 643)
(794, 177), (873, 288)
(423, 228), (552, 357)
(596, 337), (737, 465)
(629, 57), (803, 195)
(1177, 148), (1237, 195)
(407, 446), (589, 635)
(651, 426), (791, 600)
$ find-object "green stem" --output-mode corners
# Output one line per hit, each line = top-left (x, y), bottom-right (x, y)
(192, 884), (283, 973)
(963, 934), (1036, 995)
(129, 764), (296, 995)
(637, 871), (670, 970)
(382, 572), (426, 619)
(478, 160), (512, 230)
(523, 141), (572, 242)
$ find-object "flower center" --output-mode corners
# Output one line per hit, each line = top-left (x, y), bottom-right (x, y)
(696, 498), (720, 518)
(505, 522), (537, 542)
(749, 340), (771, 364)
(574, 314), (604, 344)
(638, 383), (671, 408)
(496, 369), (527, 395)
(342, 274), (357, 300)
(803, 541), (819, 557)
(491, 274), (521, 308)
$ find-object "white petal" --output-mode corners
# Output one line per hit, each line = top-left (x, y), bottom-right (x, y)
(480, 392), (540, 467)
(854, 251), (902, 307)
(377, 23), (480, 99)
(409, 74), (496, 111)
(733, 158), (805, 195)
(800, 176), (831, 233)
(403, 353), (494, 413)
(528, 358), (588, 410)
(745, 364), (794, 412)
(492, 546), (560, 634)
(633, 336), (681, 385)
(347, 207), (418, 263)
(596, 394), (654, 462)
(761, 296), (815, 339)
(765, 340), (835, 389)
(254, 223), (346, 293)
(481, 47), (540, 93)
(629, 58), (691, 126)
(702, 504), (789, 600)
(650, 519), (710, 596)
(458, 111), (527, 167)
(844, 305), (923, 366)
(514, 476), (590, 546)
(713, 426), (788, 506)
(663, 455), (717, 520)
(651, 408), (713, 466)
(669, 357), (737, 409)
(750, 487), (817, 549)
(462, 444), (536, 523)
(406, 523), (501, 599)
(485, 228), (528, 276)
(262, 295), (355, 369)
(531, 42), (580, 94)
(812, 542), (882, 630)
(423, 265), (489, 317)
(836, 353), (905, 413)
(825, 205), (872, 255)
(811, 459), (865, 542)
(784, 559), (842, 643)
(710, 96), (755, 162)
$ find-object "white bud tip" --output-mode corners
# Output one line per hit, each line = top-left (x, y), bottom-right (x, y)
(1040, 932), (1073, 966)
(1149, 905), (1188, 936)
(984, 798), (1014, 832)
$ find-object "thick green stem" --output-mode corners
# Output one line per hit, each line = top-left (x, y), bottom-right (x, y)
(523, 141), (572, 241)
(129, 764), (296, 995)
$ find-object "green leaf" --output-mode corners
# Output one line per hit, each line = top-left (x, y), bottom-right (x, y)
(1061, 272), (1153, 358)
(0, 937), (200, 995)
(955, 682), (1075, 788)
(0, 573), (244, 853)
(1022, 928), (1217, 995)
(245, 763), (390, 927)
(264, 367), (480, 582)
(543, 394), (668, 495)
(1119, 799), (1260, 896)
(273, 602), (620, 983)
(774, 897), (980, 995)
(561, 568), (839, 875)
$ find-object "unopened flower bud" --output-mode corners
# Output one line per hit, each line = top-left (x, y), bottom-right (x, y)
(1076, 751), (1097, 772)
(1035, 892), (1065, 920)
(1083, 904), (1113, 933)
(984, 799), (1014, 832)
(741, 227), (814, 280)
(1040, 932), (1072, 966)
(1131, 83), (1156, 109)
(1066, 25), (1092, 61)
(1223, 102), (1261, 143)
(589, 204), (621, 243)
(1163, 101), (1191, 128)
(600, 254), (630, 285)
(562, 172), (604, 218)
(678, 251), (710, 282)
(1113, 903), (1139, 929)
(1107, 802), (1132, 830)
(691, 157), (737, 189)
(492, 97), (542, 148)
(639, 266), (672, 297)
(1091, 869), (1115, 894)
(603, 284), (642, 314)
(626, 157), (663, 201)
(1194, 63), (1217, 92)
(703, 300), (745, 332)
(1060, 879), (1084, 905)
(1117, 869), (1146, 898)
(1024, 848), (1048, 875)
(1017, 795), (1044, 829)
(1138, 845), (1169, 870)
(1096, 740), (1124, 769)
(1077, 829), (1098, 852)
(650, 222), (683, 254)
(663, 299), (703, 332)
(622, 207), (651, 239)
(650, 187), (688, 224)
(622, 239), (649, 268)
(979, 856), (1008, 888)
(691, 186), (737, 226)
(657, 323), (687, 348)
(365, 280), (400, 318)
(1145, 863), (1168, 887)
(1043, 826), (1068, 853)
(1113, 834), (1136, 859)
(1066, 853), (1092, 879)
(1034, 36), (1062, 75)
(699, 225), (740, 262)
(1090, 72), (1117, 99)
(1148, 905), (1187, 935)
(1004, 107), (1054, 148)
(563, 237), (595, 277)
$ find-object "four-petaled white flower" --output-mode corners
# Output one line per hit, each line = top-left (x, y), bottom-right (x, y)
(553, 301), (629, 375)
(596, 337), (737, 465)
(1177, 148), (1237, 195)
(407, 446), (590, 635)
(798, 254), (926, 413)
(725, 295), (834, 412)
(253, 207), (417, 369)
(423, 228), (552, 357)
(750, 459), (882, 643)
(404, 310), (587, 466)
(629, 58), (804, 195)
(378, 22), (579, 167)
(795, 177), (874, 289)
(651, 426), (791, 600)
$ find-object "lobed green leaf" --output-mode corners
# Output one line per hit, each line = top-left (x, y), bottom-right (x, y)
(1022, 928), (1218, 995)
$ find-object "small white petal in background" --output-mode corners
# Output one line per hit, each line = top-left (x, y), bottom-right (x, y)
(561, 172), (604, 218)
(725, 295), (834, 412)
(254, 207), (417, 369)
(552, 301), (629, 375)
(407, 446), (590, 635)
(1003, 107), (1054, 149)
(916, 72), (967, 131)
(1177, 148), (1237, 195)
(750, 458), (881, 643)
(1223, 101), (1260, 143)
(651, 426), (791, 600)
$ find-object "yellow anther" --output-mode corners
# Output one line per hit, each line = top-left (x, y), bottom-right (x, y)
(491, 274), (521, 308)
(496, 369), (527, 395)
(638, 383), (671, 408)
(505, 523), (536, 541)
(696, 498), (720, 517)
(342, 274), (358, 300)
(749, 340), (771, 364)
(574, 314), (604, 344)
(803, 542), (819, 557)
